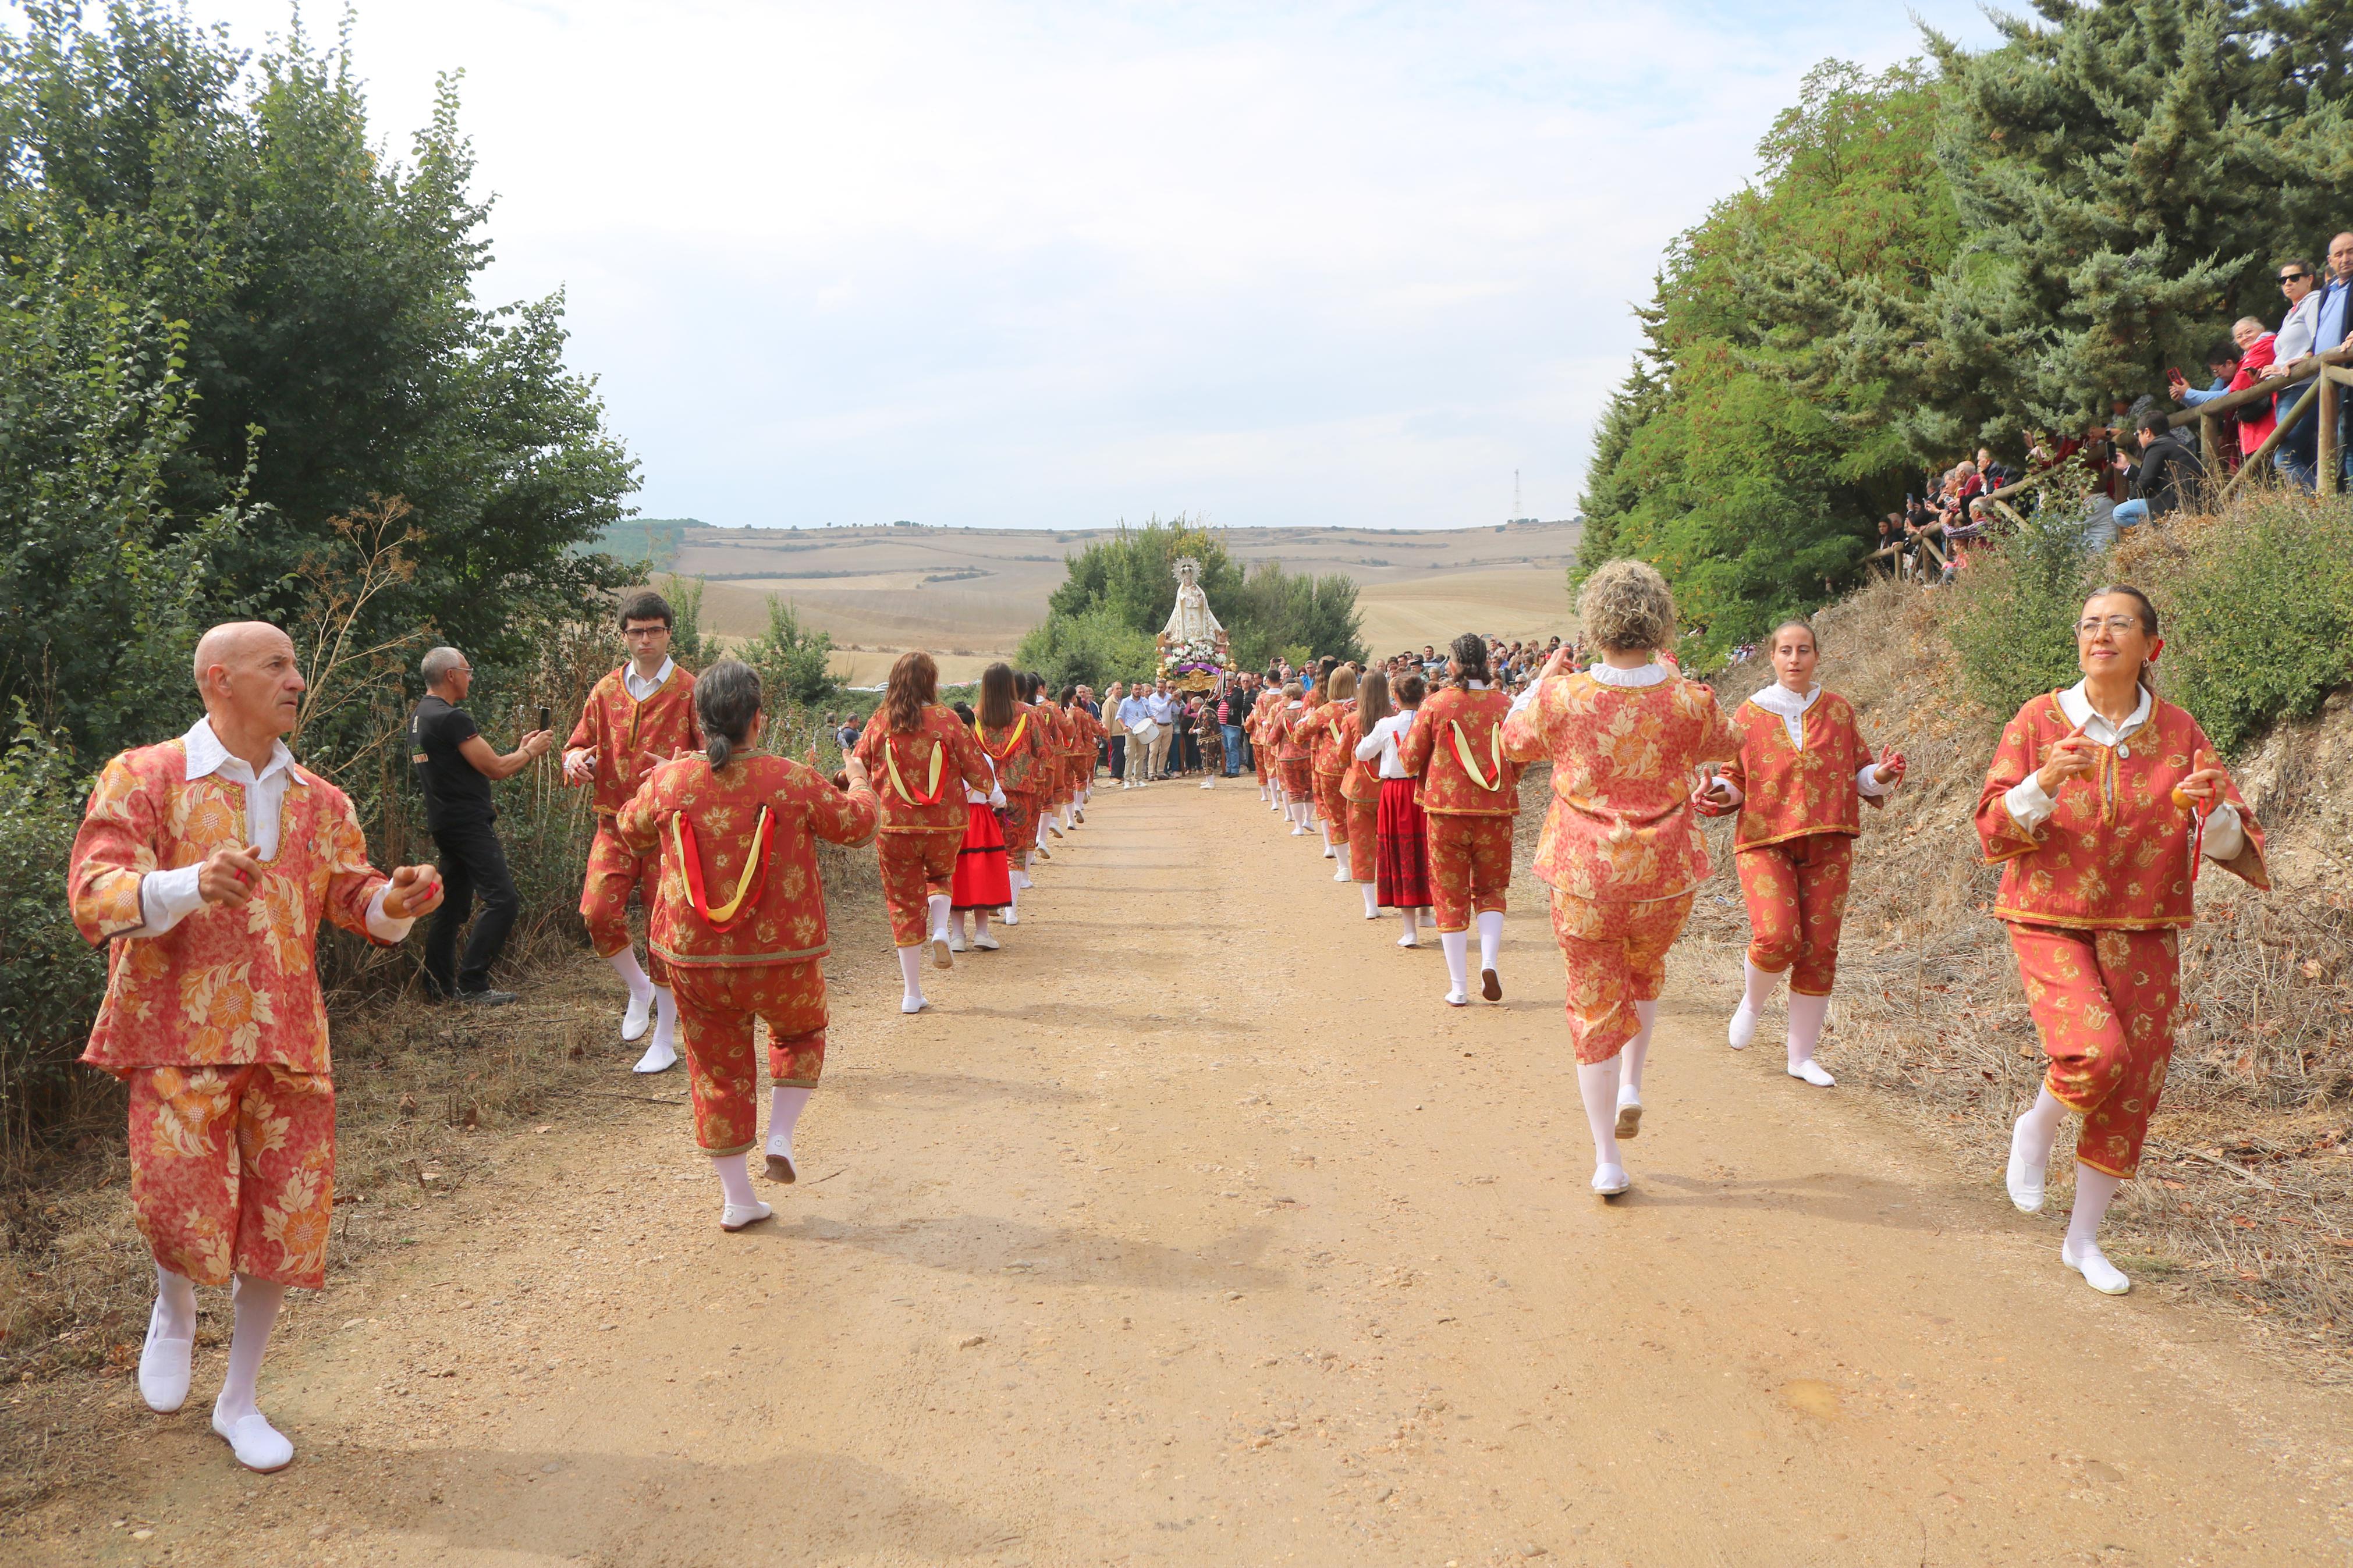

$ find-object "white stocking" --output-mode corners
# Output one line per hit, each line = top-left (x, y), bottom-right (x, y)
(927, 893), (951, 941)
(2006, 1087), (2068, 1212)
(1440, 930), (1470, 1000)
(216, 1274), (286, 1426)
(651, 986), (677, 1052)
(768, 1085), (811, 1165)
(1729, 958), (1777, 1049)
(1621, 1000), (1658, 1097)
(1786, 993), (1834, 1086)
(1475, 909), (1503, 975)
(154, 1264), (196, 1340)
(1361, 883), (1380, 918)
(897, 945), (925, 1009)
(1577, 1057), (1625, 1185)
(2063, 1164), (2131, 1293)
(1398, 908), (1419, 946)
(713, 1151), (758, 1207)
(607, 947), (654, 1004)
(973, 907), (991, 934)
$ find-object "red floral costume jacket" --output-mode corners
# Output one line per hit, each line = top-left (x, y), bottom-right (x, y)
(854, 704), (996, 833)
(977, 705), (1048, 794)
(70, 741), (394, 1073)
(1334, 710), (1379, 803)
(1715, 692), (1883, 849)
(1501, 672), (1742, 902)
(565, 664), (703, 819)
(1294, 698), (1356, 778)
(615, 752), (881, 969)
(1399, 685), (1522, 816)
(1975, 691), (2269, 928)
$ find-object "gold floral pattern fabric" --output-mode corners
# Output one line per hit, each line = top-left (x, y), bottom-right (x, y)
(1501, 672), (1741, 904)
(975, 705), (1048, 796)
(1314, 773), (1350, 847)
(1718, 693), (1879, 850)
(1736, 834), (1852, 995)
(1427, 815), (1513, 933)
(669, 961), (828, 1155)
(579, 823), (665, 976)
(564, 666), (702, 819)
(615, 752), (881, 969)
(70, 739), (392, 1074)
(855, 705), (997, 835)
(878, 831), (964, 947)
(126, 1064), (336, 1288)
(1399, 687), (1521, 816)
(2009, 924), (2180, 1177)
(1548, 891), (1697, 1064)
(1346, 798), (1379, 882)
(1975, 691), (2269, 928)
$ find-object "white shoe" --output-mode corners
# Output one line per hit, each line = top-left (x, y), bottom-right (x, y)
(1322, 844), (1337, 859)
(764, 1140), (797, 1184)
(1481, 968), (1502, 1002)
(1591, 1164), (1630, 1197)
(972, 931), (1000, 951)
(1397, 934), (1420, 949)
(2062, 1239), (2131, 1295)
(1332, 864), (1350, 881)
(212, 1407), (295, 1474)
(138, 1306), (192, 1414)
(1201, 780), (1213, 790)
(631, 1037), (677, 1075)
(1048, 824), (1064, 839)
(900, 994), (928, 1015)
(930, 933), (954, 970)
(722, 1201), (775, 1233)
(1122, 781), (1131, 790)
(1727, 1005), (1756, 1050)
(2006, 1118), (2047, 1214)
(1290, 824), (1307, 836)
(1614, 1090), (1643, 1140)
(1000, 906), (1019, 926)
(1035, 844), (1053, 859)
(621, 990), (653, 1044)
(1443, 989), (1469, 1007)
(1788, 1059), (1836, 1087)
(947, 929), (968, 953)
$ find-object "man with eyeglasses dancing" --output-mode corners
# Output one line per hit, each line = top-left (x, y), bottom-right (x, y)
(563, 591), (702, 1072)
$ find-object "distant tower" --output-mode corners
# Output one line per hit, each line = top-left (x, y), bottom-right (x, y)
(1513, 470), (1521, 522)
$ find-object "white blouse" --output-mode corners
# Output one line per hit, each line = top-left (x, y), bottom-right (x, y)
(1355, 710), (1420, 778)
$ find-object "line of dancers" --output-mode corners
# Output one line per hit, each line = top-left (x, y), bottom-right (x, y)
(1241, 561), (2266, 1302)
(72, 562), (2267, 1471)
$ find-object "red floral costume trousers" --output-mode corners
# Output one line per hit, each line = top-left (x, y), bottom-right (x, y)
(2008, 924), (2180, 1178)
(1346, 798), (1379, 882)
(1426, 814), (1513, 933)
(127, 1065), (336, 1289)
(1734, 833), (1853, 996)
(580, 822), (668, 983)
(877, 830), (962, 947)
(668, 962), (829, 1155)
(1314, 775), (1349, 846)
(1549, 892), (1697, 1065)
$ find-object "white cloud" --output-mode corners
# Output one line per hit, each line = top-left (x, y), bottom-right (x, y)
(185, 0), (2001, 528)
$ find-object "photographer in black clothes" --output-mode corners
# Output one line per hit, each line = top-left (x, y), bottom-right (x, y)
(409, 646), (552, 1005)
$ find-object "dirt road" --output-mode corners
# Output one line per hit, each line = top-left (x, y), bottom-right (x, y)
(20, 782), (2353, 1566)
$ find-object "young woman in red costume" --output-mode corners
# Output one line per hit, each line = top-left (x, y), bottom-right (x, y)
(946, 701), (1012, 951)
(1400, 634), (1522, 1006)
(1290, 666), (1359, 875)
(1356, 670), (1435, 946)
(1696, 620), (1907, 1087)
(973, 663), (1045, 925)
(853, 652), (996, 1013)
(1978, 586), (2267, 1295)
(1337, 670), (1385, 916)
(616, 659), (882, 1230)
(1271, 682), (1313, 833)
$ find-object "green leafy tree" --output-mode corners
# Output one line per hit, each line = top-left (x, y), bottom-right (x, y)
(742, 596), (840, 708)
(1891, 0), (2353, 453)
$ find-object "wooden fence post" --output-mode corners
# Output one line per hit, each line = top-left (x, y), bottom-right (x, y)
(2321, 371), (2344, 497)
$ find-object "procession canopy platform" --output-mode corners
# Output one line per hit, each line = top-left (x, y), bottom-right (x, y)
(1157, 556), (1234, 691)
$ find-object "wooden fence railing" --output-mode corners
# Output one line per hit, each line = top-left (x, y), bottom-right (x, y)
(1864, 340), (2353, 574)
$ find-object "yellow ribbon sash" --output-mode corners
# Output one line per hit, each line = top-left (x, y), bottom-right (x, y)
(884, 737), (948, 805)
(668, 806), (774, 931)
(1450, 719), (1506, 791)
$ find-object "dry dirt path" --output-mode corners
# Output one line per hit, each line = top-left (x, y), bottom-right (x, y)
(19, 782), (2353, 1567)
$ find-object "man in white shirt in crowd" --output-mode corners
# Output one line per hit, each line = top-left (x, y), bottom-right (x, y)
(1117, 684), (1154, 788)
(1144, 680), (1178, 780)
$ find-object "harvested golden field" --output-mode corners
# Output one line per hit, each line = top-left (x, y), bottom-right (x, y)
(663, 518), (1580, 681)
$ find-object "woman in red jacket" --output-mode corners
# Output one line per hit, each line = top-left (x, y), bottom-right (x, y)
(617, 660), (882, 1231)
(1400, 634), (1522, 1006)
(854, 652), (997, 1012)
(1976, 586), (2268, 1295)
(1697, 620), (1905, 1087)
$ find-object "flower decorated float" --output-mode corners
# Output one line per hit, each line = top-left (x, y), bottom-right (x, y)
(1156, 557), (1234, 693)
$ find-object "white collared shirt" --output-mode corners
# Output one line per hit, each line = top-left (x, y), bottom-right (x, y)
(622, 655), (677, 702)
(129, 717), (414, 941)
(1355, 710), (1420, 778)
(2002, 680), (2242, 858)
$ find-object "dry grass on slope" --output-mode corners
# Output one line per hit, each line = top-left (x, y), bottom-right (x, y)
(1678, 576), (2353, 1371)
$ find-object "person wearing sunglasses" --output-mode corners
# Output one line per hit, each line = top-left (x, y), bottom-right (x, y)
(2267, 234), (2353, 488)
(1977, 588), (2269, 1297)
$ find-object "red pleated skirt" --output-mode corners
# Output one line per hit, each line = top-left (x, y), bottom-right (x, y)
(950, 802), (1012, 911)
(1375, 777), (1433, 910)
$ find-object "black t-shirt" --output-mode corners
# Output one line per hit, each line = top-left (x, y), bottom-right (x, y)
(410, 695), (495, 829)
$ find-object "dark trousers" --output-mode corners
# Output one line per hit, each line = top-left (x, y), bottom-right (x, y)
(1108, 734), (1125, 779)
(423, 817), (521, 997)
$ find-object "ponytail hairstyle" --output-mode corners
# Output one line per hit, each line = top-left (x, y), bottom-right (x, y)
(1059, 684), (1080, 707)
(1018, 670), (1043, 704)
(1768, 618), (1820, 656)
(1358, 668), (1394, 729)
(2086, 584), (2163, 694)
(885, 650), (938, 733)
(695, 658), (764, 773)
(978, 662), (1017, 729)
(1328, 665), (1358, 703)
(1396, 671), (1427, 706)
(1449, 632), (1489, 686)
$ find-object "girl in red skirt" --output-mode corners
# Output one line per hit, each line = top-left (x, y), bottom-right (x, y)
(946, 702), (1012, 951)
(1357, 671), (1435, 947)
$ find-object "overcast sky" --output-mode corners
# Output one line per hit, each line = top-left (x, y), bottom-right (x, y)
(189, 1), (2001, 531)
